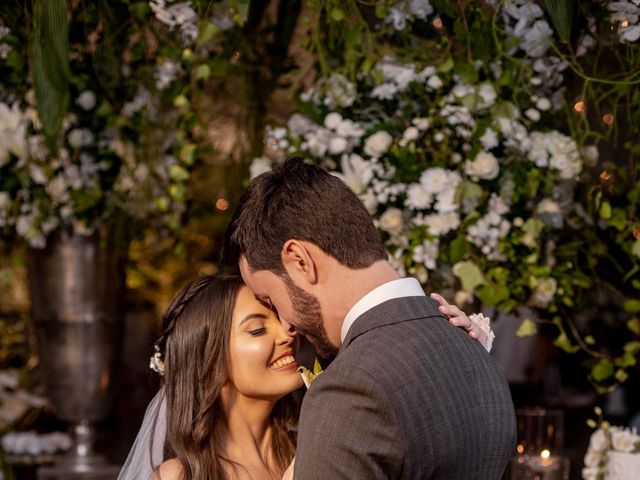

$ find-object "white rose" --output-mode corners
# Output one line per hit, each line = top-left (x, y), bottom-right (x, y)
(250, 156), (272, 179)
(360, 190), (378, 214)
(610, 428), (638, 453)
(583, 449), (602, 468)
(412, 117), (431, 130)
(364, 131), (393, 158)
(76, 90), (96, 110)
(29, 164), (48, 185)
(581, 466), (600, 480)
(336, 119), (364, 138)
(536, 97), (552, 111)
(402, 126), (419, 143)
(465, 151), (499, 180)
(378, 207), (404, 236)
(537, 198), (561, 214)
(324, 112), (343, 130)
(427, 75), (443, 89)
(478, 82), (497, 106)
(328, 136), (348, 155)
(287, 114), (315, 137)
(525, 108), (541, 121)
(530, 277), (557, 308)
(67, 128), (94, 149)
(405, 183), (432, 210)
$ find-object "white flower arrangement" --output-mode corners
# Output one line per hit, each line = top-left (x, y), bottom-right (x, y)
(254, 49), (593, 311)
(583, 410), (640, 480)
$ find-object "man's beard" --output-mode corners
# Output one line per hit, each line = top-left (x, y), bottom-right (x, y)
(282, 274), (338, 359)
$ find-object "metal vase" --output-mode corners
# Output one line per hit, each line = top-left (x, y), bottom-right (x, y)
(27, 229), (125, 475)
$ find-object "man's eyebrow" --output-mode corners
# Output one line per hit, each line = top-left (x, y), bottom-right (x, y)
(240, 313), (268, 325)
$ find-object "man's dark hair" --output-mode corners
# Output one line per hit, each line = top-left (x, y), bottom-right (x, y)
(223, 157), (387, 273)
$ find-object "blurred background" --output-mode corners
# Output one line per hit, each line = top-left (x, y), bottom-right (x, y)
(0, 1), (639, 479)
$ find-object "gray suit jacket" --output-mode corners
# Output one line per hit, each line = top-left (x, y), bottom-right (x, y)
(294, 296), (516, 479)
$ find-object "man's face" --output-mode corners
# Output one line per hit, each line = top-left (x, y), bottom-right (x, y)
(239, 256), (338, 359)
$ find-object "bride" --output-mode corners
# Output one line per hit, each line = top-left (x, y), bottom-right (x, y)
(118, 273), (492, 480)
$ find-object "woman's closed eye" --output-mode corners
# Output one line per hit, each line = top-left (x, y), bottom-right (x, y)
(249, 327), (267, 336)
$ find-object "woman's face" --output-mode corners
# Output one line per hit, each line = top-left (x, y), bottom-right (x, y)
(228, 285), (303, 400)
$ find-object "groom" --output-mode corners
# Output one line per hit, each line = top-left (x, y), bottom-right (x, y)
(224, 158), (516, 479)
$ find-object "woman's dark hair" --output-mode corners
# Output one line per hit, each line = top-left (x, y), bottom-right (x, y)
(223, 157), (387, 273)
(152, 274), (297, 479)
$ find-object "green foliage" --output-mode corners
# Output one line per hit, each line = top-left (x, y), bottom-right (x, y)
(31, 0), (69, 148)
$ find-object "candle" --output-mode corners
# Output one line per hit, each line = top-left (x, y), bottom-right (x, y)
(510, 451), (570, 480)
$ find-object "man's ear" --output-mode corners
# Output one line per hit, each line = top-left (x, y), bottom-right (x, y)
(281, 240), (318, 284)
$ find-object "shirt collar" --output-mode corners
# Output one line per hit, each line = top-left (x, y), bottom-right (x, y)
(340, 277), (425, 343)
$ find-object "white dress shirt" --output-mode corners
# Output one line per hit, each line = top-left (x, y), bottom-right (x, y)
(340, 277), (425, 343)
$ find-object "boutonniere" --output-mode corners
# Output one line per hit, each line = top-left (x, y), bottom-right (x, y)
(297, 358), (324, 388)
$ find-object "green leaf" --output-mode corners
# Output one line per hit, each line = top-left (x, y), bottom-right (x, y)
(632, 239), (640, 258)
(627, 317), (640, 334)
(599, 201), (612, 219)
(31, 0), (69, 149)
(436, 56), (454, 73)
(453, 261), (486, 292)
(585, 335), (596, 345)
(615, 369), (629, 383)
(554, 331), (579, 353)
(194, 64), (211, 80)
(516, 319), (538, 337)
(624, 341), (640, 354)
(591, 359), (614, 382)
(330, 7), (345, 21)
(476, 284), (509, 306)
(609, 208), (627, 231)
(313, 358), (323, 375)
(453, 62), (478, 84)
(130, 2), (151, 20)
(169, 165), (189, 182)
(198, 22), (219, 45)
(449, 235), (468, 263)
(623, 299), (640, 313)
(543, 0), (573, 43)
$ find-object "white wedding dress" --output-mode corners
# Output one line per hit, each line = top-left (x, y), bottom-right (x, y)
(118, 388), (167, 480)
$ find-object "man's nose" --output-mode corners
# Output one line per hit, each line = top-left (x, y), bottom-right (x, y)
(279, 317), (297, 336)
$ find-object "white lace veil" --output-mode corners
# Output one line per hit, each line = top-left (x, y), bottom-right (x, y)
(118, 387), (167, 480)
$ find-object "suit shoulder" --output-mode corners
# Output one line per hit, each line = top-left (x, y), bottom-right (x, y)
(154, 458), (183, 480)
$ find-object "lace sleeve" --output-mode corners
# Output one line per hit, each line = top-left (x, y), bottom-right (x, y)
(469, 313), (495, 352)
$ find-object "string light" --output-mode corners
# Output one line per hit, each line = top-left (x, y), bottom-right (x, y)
(216, 198), (229, 211)
(573, 101), (585, 113)
(600, 171), (611, 181)
(432, 17), (443, 29)
(541, 449), (551, 459)
(603, 113), (614, 125)
(517, 444), (524, 454)
(621, 19), (630, 29)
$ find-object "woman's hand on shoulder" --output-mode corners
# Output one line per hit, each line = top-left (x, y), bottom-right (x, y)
(430, 292), (494, 352)
(154, 458), (183, 480)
